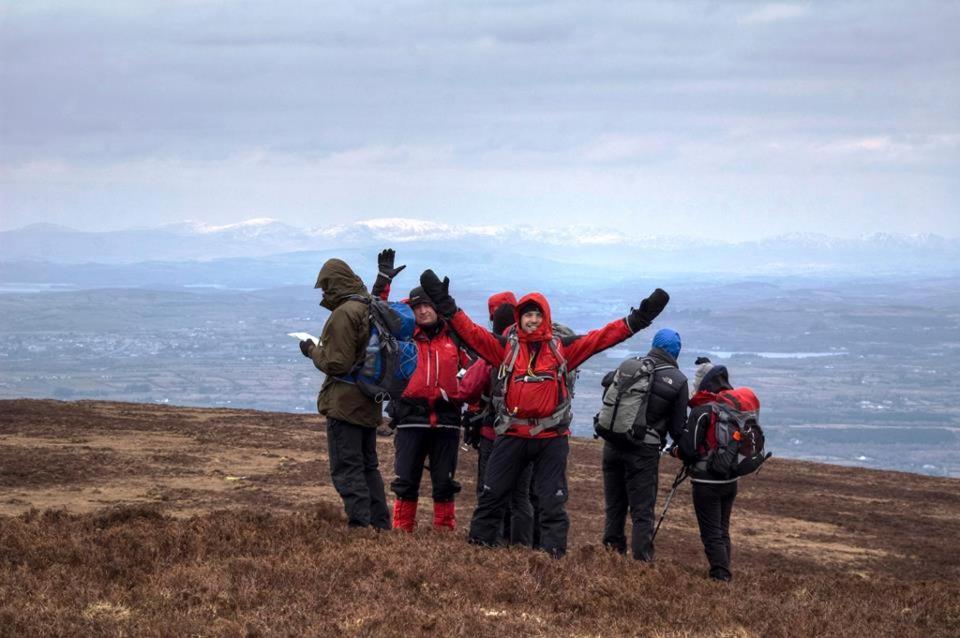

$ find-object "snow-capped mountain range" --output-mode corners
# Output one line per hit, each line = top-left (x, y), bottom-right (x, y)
(1, 218), (957, 277)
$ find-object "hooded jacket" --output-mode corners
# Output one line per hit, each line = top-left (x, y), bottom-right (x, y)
(487, 291), (518, 318)
(450, 292), (634, 438)
(309, 259), (381, 428)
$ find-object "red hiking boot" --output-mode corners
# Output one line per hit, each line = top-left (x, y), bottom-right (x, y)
(433, 501), (456, 530)
(392, 498), (417, 533)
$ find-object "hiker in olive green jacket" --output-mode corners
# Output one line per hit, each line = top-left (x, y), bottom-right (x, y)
(300, 258), (391, 529)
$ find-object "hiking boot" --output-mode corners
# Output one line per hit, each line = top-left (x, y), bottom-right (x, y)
(433, 501), (456, 530)
(392, 498), (417, 533)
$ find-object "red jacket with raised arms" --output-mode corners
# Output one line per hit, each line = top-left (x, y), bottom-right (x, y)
(449, 292), (634, 438)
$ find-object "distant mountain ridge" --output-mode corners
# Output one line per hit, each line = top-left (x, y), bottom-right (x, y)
(1, 218), (957, 276)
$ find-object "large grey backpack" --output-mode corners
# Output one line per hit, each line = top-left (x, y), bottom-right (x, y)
(594, 356), (671, 446)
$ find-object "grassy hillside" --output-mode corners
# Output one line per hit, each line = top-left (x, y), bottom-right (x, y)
(1, 400), (957, 636)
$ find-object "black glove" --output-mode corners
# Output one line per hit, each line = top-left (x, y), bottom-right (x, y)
(377, 248), (406, 280)
(299, 340), (314, 358)
(695, 356), (711, 365)
(419, 269), (458, 317)
(464, 423), (481, 449)
(627, 288), (670, 332)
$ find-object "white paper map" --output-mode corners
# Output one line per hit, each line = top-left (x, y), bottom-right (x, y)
(287, 332), (320, 345)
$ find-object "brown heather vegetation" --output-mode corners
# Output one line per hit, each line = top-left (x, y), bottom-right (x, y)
(0, 399), (958, 637)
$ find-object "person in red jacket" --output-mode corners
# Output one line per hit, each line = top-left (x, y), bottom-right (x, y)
(460, 291), (536, 546)
(420, 269), (669, 557)
(388, 285), (474, 532)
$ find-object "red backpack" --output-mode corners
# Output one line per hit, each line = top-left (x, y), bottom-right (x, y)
(685, 388), (770, 479)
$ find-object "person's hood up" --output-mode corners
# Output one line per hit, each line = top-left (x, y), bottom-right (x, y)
(652, 328), (681, 359)
(514, 292), (552, 342)
(487, 291), (518, 318)
(314, 259), (368, 310)
(699, 364), (733, 394)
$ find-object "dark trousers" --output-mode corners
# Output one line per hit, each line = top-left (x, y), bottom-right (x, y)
(601, 442), (660, 561)
(470, 436), (569, 556)
(391, 427), (461, 502)
(326, 418), (390, 529)
(692, 480), (738, 580)
(477, 437), (535, 546)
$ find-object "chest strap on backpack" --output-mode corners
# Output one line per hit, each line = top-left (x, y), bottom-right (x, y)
(493, 335), (571, 436)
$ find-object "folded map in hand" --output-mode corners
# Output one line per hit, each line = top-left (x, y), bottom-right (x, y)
(287, 332), (320, 345)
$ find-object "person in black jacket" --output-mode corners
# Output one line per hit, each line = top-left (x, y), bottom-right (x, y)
(600, 328), (689, 561)
(681, 359), (739, 581)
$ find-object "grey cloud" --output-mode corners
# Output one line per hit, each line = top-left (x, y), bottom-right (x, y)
(0, 1), (956, 235)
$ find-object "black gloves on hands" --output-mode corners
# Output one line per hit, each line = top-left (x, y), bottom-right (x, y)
(299, 340), (314, 358)
(627, 288), (670, 332)
(419, 269), (458, 317)
(377, 248), (406, 280)
(463, 418), (483, 449)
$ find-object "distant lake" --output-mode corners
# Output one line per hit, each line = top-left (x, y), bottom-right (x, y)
(708, 351), (848, 359)
(0, 283), (80, 294)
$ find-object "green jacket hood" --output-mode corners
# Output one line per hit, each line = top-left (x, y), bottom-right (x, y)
(315, 259), (368, 310)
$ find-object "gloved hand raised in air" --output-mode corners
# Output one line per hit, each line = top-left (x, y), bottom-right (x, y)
(627, 288), (670, 332)
(418, 269), (458, 317)
(377, 248), (406, 280)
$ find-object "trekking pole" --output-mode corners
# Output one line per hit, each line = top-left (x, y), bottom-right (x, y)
(651, 464), (689, 543)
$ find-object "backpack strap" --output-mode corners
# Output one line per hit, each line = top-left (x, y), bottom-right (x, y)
(447, 326), (479, 365)
(545, 336), (569, 402)
(498, 329), (521, 381)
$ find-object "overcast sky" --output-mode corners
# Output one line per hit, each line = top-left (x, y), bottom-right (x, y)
(1, 1), (958, 238)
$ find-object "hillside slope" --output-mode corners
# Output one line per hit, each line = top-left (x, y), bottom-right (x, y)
(1, 400), (957, 636)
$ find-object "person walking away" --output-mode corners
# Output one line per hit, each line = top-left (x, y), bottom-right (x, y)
(601, 328), (689, 561)
(300, 259), (391, 530)
(419, 269), (670, 557)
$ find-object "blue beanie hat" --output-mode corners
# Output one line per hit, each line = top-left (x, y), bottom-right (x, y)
(652, 328), (681, 359)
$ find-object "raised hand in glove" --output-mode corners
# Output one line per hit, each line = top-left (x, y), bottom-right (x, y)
(627, 288), (670, 332)
(377, 248), (406, 280)
(299, 340), (315, 358)
(419, 269), (458, 317)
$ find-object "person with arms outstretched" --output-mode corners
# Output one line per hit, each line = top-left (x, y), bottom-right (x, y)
(419, 269), (669, 557)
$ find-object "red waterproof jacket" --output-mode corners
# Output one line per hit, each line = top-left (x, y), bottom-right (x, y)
(450, 292), (634, 438)
(387, 321), (472, 428)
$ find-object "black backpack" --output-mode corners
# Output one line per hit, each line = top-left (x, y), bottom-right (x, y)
(682, 388), (771, 479)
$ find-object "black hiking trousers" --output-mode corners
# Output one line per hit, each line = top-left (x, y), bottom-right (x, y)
(691, 480), (738, 581)
(477, 436), (535, 546)
(391, 426), (461, 502)
(470, 435), (569, 557)
(326, 418), (391, 530)
(601, 441), (660, 561)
